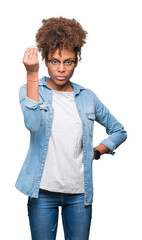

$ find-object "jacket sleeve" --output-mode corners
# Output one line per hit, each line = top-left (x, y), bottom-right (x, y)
(19, 84), (41, 132)
(94, 94), (127, 155)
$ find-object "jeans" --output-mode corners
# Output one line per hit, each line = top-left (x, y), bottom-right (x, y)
(27, 188), (92, 240)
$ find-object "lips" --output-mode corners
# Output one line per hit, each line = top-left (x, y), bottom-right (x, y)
(55, 76), (66, 80)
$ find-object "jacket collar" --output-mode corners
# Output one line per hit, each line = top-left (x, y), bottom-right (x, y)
(39, 76), (86, 95)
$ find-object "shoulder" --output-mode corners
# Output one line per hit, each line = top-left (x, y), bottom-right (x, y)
(70, 81), (97, 97)
(79, 84), (98, 101)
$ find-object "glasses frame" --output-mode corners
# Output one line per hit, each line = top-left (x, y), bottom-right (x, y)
(46, 59), (77, 70)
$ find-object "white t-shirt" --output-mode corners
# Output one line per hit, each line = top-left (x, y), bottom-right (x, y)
(39, 89), (84, 193)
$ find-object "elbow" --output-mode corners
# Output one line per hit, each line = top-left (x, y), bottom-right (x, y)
(23, 105), (41, 132)
(124, 131), (127, 141)
(121, 128), (127, 142)
(24, 119), (40, 132)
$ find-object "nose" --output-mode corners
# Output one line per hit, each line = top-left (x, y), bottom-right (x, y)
(58, 62), (65, 72)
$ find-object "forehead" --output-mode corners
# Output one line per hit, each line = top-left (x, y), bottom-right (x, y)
(48, 48), (76, 60)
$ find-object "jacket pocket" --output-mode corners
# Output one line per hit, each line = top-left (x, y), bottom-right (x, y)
(86, 113), (95, 137)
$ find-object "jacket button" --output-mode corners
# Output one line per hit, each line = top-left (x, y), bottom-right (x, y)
(37, 180), (40, 183)
(44, 148), (47, 151)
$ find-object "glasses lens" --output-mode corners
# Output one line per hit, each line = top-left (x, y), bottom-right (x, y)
(65, 60), (76, 70)
(48, 60), (76, 70)
(50, 60), (59, 69)
(64, 60), (73, 70)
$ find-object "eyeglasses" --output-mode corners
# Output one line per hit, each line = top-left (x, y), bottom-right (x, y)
(46, 59), (77, 70)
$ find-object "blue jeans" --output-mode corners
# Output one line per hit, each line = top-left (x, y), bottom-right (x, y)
(27, 189), (92, 240)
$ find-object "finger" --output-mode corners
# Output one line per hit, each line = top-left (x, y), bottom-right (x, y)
(31, 48), (38, 62)
(23, 46), (37, 63)
(33, 47), (38, 55)
(28, 48), (35, 61)
(30, 47), (38, 59)
(32, 54), (38, 63)
(23, 47), (31, 62)
(34, 47), (38, 56)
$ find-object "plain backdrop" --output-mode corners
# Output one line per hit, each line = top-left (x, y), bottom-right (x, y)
(0, 0), (142, 239)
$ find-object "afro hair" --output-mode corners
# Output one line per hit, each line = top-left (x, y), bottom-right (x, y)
(35, 16), (88, 62)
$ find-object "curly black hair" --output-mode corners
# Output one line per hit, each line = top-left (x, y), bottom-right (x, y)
(35, 16), (88, 61)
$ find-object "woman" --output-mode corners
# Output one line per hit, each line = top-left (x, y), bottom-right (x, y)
(15, 17), (127, 240)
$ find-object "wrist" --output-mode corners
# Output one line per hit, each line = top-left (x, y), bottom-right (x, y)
(93, 148), (101, 160)
(95, 144), (109, 155)
(27, 71), (39, 79)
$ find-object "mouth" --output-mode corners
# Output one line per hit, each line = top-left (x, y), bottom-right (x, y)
(55, 76), (67, 80)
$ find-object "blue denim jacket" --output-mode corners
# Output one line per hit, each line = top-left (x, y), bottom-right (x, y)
(15, 76), (127, 206)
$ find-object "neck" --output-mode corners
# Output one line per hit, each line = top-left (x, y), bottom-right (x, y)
(46, 78), (73, 92)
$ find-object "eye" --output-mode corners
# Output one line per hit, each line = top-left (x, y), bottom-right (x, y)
(65, 60), (72, 65)
(51, 60), (58, 64)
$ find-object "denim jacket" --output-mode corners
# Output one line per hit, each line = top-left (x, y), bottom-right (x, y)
(15, 76), (127, 206)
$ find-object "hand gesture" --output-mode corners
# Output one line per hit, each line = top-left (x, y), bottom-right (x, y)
(23, 46), (39, 73)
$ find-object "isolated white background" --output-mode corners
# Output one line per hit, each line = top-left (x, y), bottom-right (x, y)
(0, 0), (142, 239)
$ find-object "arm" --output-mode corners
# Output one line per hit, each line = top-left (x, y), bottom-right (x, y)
(93, 94), (127, 159)
(24, 47), (39, 102)
(19, 46), (40, 132)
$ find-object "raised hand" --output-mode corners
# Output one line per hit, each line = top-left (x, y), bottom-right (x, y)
(23, 46), (39, 73)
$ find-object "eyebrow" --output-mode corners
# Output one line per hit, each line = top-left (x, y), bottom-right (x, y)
(51, 57), (76, 61)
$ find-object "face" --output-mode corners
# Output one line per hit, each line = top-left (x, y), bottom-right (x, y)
(45, 48), (78, 87)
